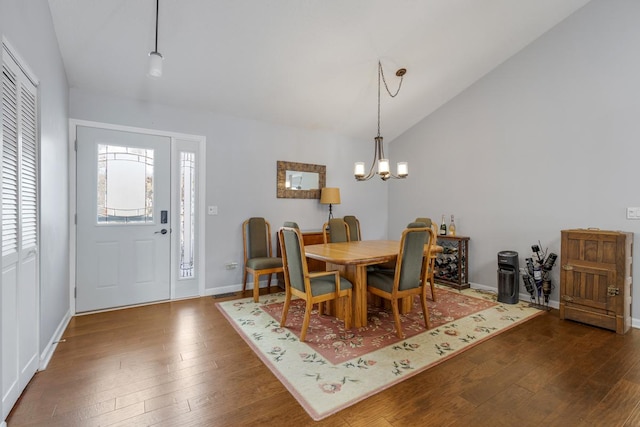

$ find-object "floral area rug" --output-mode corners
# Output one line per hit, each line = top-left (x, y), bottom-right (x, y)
(216, 286), (543, 421)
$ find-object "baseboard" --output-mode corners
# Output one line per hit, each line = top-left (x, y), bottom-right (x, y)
(205, 283), (242, 297)
(2, 420), (7, 427)
(205, 280), (281, 297)
(469, 282), (640, 330)
(39, 308), (72, 370)
(469, 282), (560, 309)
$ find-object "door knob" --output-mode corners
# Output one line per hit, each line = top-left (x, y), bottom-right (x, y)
(155, 229), (168, 235)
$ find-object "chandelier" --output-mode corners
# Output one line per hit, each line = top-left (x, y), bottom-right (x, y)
(354, 61), (408, 181)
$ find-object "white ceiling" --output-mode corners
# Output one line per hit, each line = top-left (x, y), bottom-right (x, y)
(48, 0), (591, 142)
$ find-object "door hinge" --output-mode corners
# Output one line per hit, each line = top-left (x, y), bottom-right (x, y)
(562, 264), (574, 271)
(74, 287), (77, 298)
(74, 139), (78, 151)
(74, 213), (77, 225)
(607, 286), (620, 296)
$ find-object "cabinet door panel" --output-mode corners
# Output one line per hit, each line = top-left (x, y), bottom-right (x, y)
(562, 264), (614, 313)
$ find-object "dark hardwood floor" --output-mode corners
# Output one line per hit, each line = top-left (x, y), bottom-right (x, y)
(7, 288), (640, 426)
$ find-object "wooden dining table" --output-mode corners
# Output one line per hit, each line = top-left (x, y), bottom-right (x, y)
(305, 240), (405, 328)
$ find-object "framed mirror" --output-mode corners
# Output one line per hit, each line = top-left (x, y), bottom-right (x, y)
(277, 161), (326, 199)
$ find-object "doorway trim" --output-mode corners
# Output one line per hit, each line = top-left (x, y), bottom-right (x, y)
(68, 119), (206, 314)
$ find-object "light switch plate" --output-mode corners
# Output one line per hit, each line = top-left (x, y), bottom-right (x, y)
(626, 207), (640, 219)
(208, 206), (218, 215)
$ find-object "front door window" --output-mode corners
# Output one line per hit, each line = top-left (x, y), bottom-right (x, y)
(97, 144), (154, 224)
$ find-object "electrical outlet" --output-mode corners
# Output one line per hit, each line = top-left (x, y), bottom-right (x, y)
(208, 206), (218, 215)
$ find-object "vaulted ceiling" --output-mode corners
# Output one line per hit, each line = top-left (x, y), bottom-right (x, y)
(48, 0), (591, 142)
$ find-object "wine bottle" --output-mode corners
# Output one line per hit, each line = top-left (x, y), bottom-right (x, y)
(448, 214), (456, 236)
(439, 215), (447, 235)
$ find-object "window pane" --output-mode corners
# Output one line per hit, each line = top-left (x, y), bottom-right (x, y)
(179, 152), (195, 278)
(97, 144), (154, 224)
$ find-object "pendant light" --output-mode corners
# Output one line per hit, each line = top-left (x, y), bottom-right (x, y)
(148, 0), (163, 78)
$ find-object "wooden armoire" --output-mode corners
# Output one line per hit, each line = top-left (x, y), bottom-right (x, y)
(560, 229), (633, 334)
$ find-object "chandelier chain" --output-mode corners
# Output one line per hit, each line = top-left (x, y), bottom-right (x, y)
(377, 61), (404, 137)
(379, 61), (404, 98)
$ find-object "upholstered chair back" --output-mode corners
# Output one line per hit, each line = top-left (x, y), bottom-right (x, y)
(281, 227), (306, 293)
(328, 218), (349, 243)
(397, 222), (429, 291)
(247, 217), (269, 259)
(343, 215), (361, 241)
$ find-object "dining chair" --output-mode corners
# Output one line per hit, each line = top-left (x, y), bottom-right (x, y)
(242, 217), (284, 302)
(343, 215), (361, 241)
(415, 217), (443, 301)
(367, 222), (435, 338)
(279, 226), (352, 342)
(322, 218), (351, 244)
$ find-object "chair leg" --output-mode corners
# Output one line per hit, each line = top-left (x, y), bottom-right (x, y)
(253, 274), (260, 303)
(430, 278), (436, 303)
(266, 274), (272, 293)
(420, 289), (431, 330)
(280, 290), (292, 327)
(242, 269), (248, 294)
(300, 300), (313, 342)
(391, 299), (404, 339)
(428, 258), (437, 302)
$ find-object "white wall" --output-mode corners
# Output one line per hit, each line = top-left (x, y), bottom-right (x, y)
(389, 0), (640, 318)
(0, 0), (70, 359)
(69, 89), (389, 293)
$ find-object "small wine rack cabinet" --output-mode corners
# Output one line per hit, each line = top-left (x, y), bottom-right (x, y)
(434, 235), (470, 290)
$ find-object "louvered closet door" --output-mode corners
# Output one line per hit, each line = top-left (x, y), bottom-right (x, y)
(1, 46), (39, 421)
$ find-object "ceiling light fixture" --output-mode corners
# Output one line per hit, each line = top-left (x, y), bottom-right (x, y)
(148, 0), (163, 78)
(354, 61), (408, 181)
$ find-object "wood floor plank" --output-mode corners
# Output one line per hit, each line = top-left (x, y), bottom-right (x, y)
(6, 290), (640, 426)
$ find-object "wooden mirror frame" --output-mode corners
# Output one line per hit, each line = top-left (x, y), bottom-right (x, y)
(277, 161), (326, 199)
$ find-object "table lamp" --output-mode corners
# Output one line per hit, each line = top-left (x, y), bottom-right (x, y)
(320, 187), (341, 224)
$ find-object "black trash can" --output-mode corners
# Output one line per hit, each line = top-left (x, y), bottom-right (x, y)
(497, 250), (519, 304)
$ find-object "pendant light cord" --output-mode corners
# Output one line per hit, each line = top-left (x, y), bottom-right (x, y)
(154, 0), (159, 53)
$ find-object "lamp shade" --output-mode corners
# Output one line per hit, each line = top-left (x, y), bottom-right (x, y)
(397, 162), (408, 177)
(377, 158), (390, 175)
(148, 51), (163, 77)
(320, 187), (341, 205)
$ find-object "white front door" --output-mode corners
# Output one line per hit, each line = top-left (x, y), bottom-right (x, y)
(76, 126), (171, 312)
